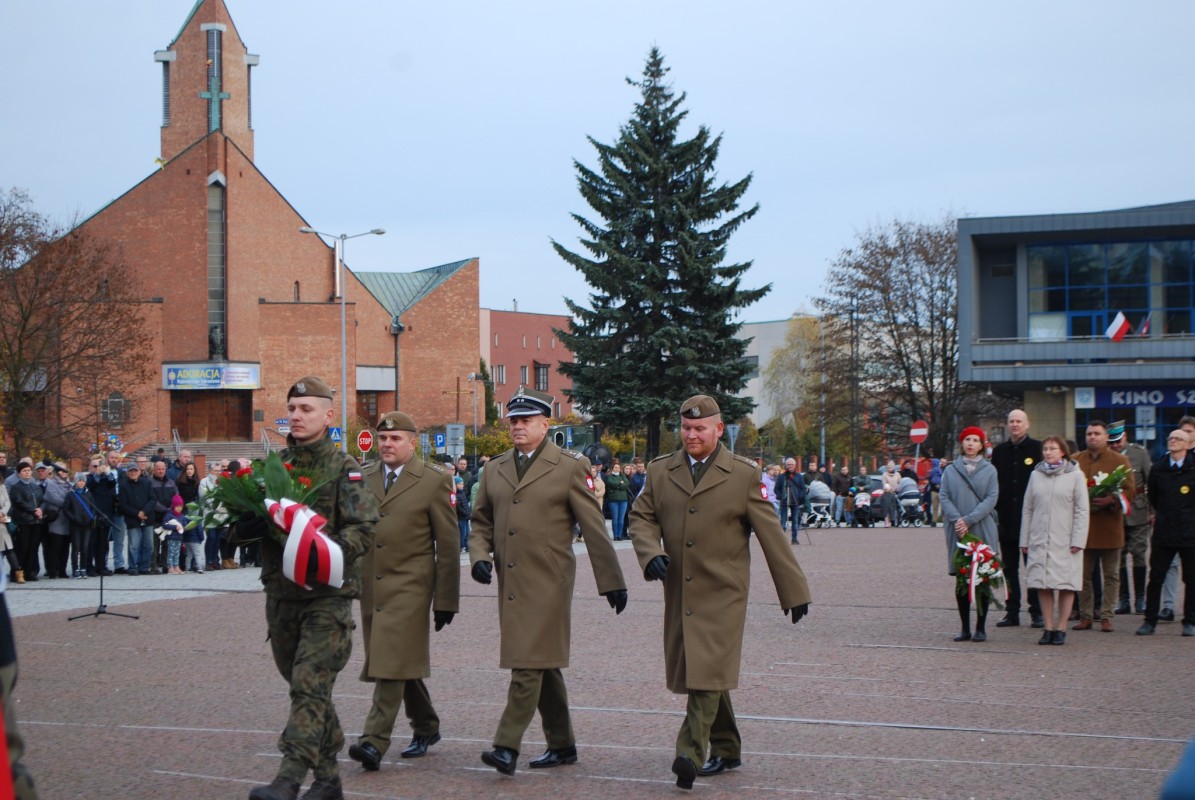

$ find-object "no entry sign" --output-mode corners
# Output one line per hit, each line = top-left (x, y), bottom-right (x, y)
(909, 420), (929, 444)
(357, 430), (374, 453)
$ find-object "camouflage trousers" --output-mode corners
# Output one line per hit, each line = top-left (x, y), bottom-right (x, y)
(265, 595), (354, 783)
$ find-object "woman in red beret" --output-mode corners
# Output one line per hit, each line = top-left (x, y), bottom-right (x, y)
(940, 426), (1000, 642)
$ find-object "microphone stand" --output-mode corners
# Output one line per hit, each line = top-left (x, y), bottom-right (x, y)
(68, 489), (138, 622)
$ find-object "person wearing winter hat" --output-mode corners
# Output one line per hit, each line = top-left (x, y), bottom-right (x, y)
(161, 494), (191, 575)
(940, 426), (1000, 642)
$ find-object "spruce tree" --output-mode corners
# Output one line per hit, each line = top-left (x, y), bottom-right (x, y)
(553, 47), (766, 458)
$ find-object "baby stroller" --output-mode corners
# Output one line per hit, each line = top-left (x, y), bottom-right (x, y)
(805, 481), (834, 528)
(898, 487), (925, 527)
(852, 490), (874, 527)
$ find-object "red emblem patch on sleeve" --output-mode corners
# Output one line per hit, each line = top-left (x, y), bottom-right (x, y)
(450, 491), (457, 507)
(348, 471), (363, 482)
(760, 483), (769, 500)
(585, 476), (595, 491)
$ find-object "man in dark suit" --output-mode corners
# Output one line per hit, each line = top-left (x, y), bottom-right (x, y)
(991, 409), (1043, 628)
(348, 411), (460, 773)
(468, 386), (627, 776)
(630, 394), (812, 790)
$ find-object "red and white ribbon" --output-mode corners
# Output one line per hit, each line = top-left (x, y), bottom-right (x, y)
(265, 498), (345, 590)
(1117, 493), (1130, 516)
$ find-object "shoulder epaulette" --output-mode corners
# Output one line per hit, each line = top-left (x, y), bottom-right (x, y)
(734, 454), (759, 469)
(561, 449), (583, 460)
(650, 453), (671, 464)
(426, 462), (449, 474)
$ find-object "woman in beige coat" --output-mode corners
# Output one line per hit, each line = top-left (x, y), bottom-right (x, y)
(1019, 435), (1090, 645)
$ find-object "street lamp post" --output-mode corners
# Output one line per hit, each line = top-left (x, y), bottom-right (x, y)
(299, 226), (385, 435)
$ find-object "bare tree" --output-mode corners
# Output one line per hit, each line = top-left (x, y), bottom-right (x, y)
(814, 216), (1002, 459)
(0, 188), (153, 456)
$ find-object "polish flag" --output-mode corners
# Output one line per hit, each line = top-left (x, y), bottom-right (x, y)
(1138, 315), (1151, 337)
(1105, 311), (1130, 342)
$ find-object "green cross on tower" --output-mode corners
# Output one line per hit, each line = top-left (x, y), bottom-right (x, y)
(199, 71), (230, 132)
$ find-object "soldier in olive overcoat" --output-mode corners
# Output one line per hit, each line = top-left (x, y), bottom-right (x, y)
(468, 387), (627, 777)
(629, 395), (812, 790)
(347, 411), (460, 773)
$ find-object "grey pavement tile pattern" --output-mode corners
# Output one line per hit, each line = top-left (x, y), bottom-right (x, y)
(8, 527), (1191, 799)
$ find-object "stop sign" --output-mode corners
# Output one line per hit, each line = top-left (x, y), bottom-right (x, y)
(909, 420), (929, 444)
(357, 430), (374, 453)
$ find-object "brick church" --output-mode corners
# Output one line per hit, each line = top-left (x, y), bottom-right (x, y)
(68, 0), (479, 452)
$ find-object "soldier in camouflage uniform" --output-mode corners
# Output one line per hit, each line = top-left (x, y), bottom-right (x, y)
(1108, 421), (1152, 615)
(246, 376), (378, 800)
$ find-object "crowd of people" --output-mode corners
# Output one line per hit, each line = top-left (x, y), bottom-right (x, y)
(942, 411), (1195, 645)
(0, 447), (265, 584)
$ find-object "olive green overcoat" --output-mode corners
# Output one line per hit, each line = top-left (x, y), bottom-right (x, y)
(359, 458), (460, 681)
(630, 443), (811, 693)
(468, 442), (626, 669)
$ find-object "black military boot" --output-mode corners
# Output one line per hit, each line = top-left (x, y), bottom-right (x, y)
(953, 593), (972, 642)
(248, 776), (300, 800)
(1133, 565), (1148, 614)
(300, 775), (344, 800)
(1114, 567), (1132, 614)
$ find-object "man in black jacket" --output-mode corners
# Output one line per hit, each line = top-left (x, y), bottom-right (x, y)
(774, 459), (806, 544)
(1137, 429), (1195, 637)
(990, 409), (1043, 628)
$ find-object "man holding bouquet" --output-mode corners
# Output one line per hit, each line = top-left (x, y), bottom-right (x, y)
(1074, 420), (1135, 633)
(246, 376), (379, 800)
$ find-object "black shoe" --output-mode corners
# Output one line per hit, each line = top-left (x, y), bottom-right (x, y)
(672, 755), (698, 790)
(299, 775), (343, 800)
(100, 568), (113, 576)
(1030, 613), (1045, 629)
(1113, 600), (1132, 615)
(995, 615), (1019, 628)
(1159, 608), (1175, 622)
(248, 776), (300, 800)
(699, 756), (742, 776)
(1184, 623), (1195, 637)
(1135, 598), (1146, 614)
(114, 567), (128, 574)
(348, 741), (381, 771)
(529, 745), (578, 768)
(1136, 622), (1156, 635)
(1038, 631), (1053, 645)
(953, 631), (971, 642)
(1050, 631), (1066, 645)
(481, 747), (518, 776)
(401, 732), (441, 759)
(971, 630), (987, 642)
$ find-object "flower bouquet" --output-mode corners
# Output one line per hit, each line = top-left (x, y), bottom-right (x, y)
(195, 452), (342, 589)
(89, 432), (124, 455)
(953, 533), (1006, 610)
(1087, 465), (1131, 514)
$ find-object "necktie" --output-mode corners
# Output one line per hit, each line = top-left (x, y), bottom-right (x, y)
(384, 470), (396, 493)
(691, 460), (706, 486)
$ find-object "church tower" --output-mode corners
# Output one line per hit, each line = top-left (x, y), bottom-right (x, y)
(155, 0), (258, 162)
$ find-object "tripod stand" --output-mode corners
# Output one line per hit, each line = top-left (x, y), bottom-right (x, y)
(68, 489), (138, 622)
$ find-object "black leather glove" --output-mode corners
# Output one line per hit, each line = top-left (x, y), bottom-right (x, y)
(603, 589), (628, 615)
(230, 514), (271, 544)
(471, 561), (493, 585)
(644, 555), (670, 582)
(786, 603), (810, 624)
(433, 610), (455, 631)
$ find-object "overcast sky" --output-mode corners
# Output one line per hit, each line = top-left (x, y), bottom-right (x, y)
(4, 1), (1194, 322)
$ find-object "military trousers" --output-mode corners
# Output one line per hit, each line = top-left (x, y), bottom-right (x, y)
(493, 668), (574, 753)
(265, 594), (354, 783)
(676, 689), (741, 766)
(1120, 523), (1150, 568)
(360, 678), (440, 756)
(1079, 548), (1121, 622)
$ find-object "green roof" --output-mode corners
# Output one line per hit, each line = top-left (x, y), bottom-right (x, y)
(355, 259), (474, 317)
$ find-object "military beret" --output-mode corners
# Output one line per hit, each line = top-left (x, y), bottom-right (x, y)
(1107, 419), (1126, 442)
(288, 375), (335, 400)
(377, 411), (417, 432)
(679, 394), (720, 420)
(506, 386), (553, 418)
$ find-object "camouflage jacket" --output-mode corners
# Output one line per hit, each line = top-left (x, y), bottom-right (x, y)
(261, 434), (378, 601)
